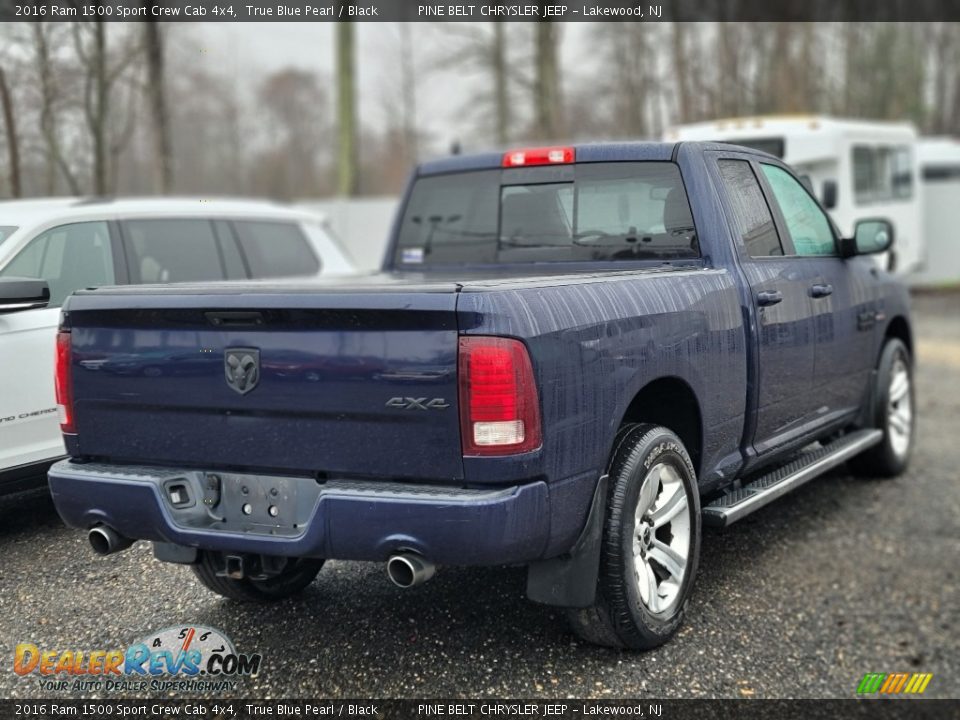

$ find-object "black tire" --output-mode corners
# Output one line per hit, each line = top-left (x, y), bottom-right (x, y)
(191, 552), (324, 602)
(850, 338), (915, 478)
(567, 424), (701, 650)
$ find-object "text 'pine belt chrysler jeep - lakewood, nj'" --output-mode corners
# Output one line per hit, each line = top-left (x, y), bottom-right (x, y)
(48, 142), (914, 649)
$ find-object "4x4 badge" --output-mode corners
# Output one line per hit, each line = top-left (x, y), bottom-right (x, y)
(224, 348), (260, 395)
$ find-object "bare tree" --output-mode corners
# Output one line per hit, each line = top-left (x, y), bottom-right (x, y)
(671, 23), (692, 123)
(398, 24), (418, 164)
(253, 68), (330, 199)
(143, 13), (172, 193)
(534, 17), (562, 139)
(492, 23), (509, 144)
(584, 24), (655, 138)
(73, 19), (142, 194)
(33, 23), (80, 194)
(336, 18), (358, 196)
(0, 65), (21, 197)
(75, 21), (109, 194)
(434, 22), (517, 147)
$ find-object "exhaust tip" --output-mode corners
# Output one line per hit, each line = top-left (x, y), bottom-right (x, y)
(88, 525), (133, 556)
(387, 553), (435, 588)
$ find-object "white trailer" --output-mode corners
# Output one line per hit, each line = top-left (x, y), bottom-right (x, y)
(914, 137), (960, 287)
(665, 116), (924, 276)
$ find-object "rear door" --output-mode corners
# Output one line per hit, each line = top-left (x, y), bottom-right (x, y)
(713, 156), (821, 456)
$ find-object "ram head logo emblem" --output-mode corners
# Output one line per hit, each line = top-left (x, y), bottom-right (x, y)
(224, 348), (260, 395)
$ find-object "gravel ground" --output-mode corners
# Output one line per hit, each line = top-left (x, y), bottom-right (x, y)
(1, 294), (958, 700)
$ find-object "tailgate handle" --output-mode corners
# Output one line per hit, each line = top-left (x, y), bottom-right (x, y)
(205, 311), (265, 327)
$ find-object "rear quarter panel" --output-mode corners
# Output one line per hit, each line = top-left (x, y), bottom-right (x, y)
(459, 269), (746, 484)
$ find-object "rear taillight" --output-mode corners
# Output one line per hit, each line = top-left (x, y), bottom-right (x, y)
(54, 331), (75, 434)
(458, 336), (542, 456)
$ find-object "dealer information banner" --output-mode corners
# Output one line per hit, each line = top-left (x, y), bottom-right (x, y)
(6, 699), (960, 719)
(3, 0), (960, 22)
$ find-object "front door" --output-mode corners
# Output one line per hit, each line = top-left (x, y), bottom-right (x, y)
(757, 163), (875, 422)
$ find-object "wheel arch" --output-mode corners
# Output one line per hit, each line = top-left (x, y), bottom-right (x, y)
(617, 376), (703, 477)
(884, 315), (913, 359)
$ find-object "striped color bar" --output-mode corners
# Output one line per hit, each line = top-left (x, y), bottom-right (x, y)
(857, 673), (933, 694)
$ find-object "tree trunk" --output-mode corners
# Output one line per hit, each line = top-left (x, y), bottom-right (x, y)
(842, 24), (858, 116)
(0, 66), (22, 198)
(335, 19), (358, 196)
(34, 23), (80, 195)
(672, 23), (691, 123)
(535, 17), (561, 140)
(143, 15), (173, 193)
(399, 24), (417, 166)
(92, 20), (109, 195)
(492, 23), (508, 145)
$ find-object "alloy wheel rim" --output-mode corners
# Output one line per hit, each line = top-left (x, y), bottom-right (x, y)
(887, 359), (912, 458)
(632, 460), (691, 615)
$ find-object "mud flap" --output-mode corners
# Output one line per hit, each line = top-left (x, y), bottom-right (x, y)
(526, 475), (607, 608)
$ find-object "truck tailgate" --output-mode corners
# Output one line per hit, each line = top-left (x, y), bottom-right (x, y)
(64, 284), (464, 480)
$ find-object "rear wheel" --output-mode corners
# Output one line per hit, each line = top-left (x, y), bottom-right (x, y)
(191, 552), (324, 602)
(850, 338), (914, 478)
(567, 424), (701, 649)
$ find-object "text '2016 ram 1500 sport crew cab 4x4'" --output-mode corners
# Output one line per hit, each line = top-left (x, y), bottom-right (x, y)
(49, 142), (914, 649)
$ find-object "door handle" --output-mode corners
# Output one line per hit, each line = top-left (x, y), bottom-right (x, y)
(810, 283), (834, 298)
(756, 290), (783, 307)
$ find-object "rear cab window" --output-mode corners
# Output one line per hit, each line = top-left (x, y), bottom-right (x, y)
(394, 162), (699, 268)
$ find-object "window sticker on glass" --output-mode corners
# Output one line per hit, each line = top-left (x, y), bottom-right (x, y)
(402, 247), (425, 264)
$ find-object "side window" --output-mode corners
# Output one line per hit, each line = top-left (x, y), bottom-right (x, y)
(212, 220), (249, 279)
(891, 146), (913, 199)
(121, 219), (225, 283)
(853, 145), (914, 204)
(717, 160), (783, 257)
(232, 221), (320, 278)
(760, 164), (837, 257)
(852, 146), (877, 204)
(0, 221), (114, 306)
(0, 226), (16, 247)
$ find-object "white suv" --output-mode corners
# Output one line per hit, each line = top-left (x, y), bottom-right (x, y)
(0, 198), (355, 492)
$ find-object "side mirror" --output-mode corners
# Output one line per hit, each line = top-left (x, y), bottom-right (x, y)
(841, 219), (894, 257)
(822, 180), (838, 210)
(0, 277), (50, 313)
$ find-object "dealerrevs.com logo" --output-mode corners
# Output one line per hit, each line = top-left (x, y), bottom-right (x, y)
(14, 625), (261, 693)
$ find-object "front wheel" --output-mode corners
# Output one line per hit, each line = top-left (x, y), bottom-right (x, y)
(850, 338), (915, 478)
(191, 552), (324, 602)
(567, 424), (701, 650)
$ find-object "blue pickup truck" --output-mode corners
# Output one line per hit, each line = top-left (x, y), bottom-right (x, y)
(48, 142), (914, 649)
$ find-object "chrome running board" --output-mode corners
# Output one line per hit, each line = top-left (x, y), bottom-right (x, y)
(703, 429), (883, 527)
